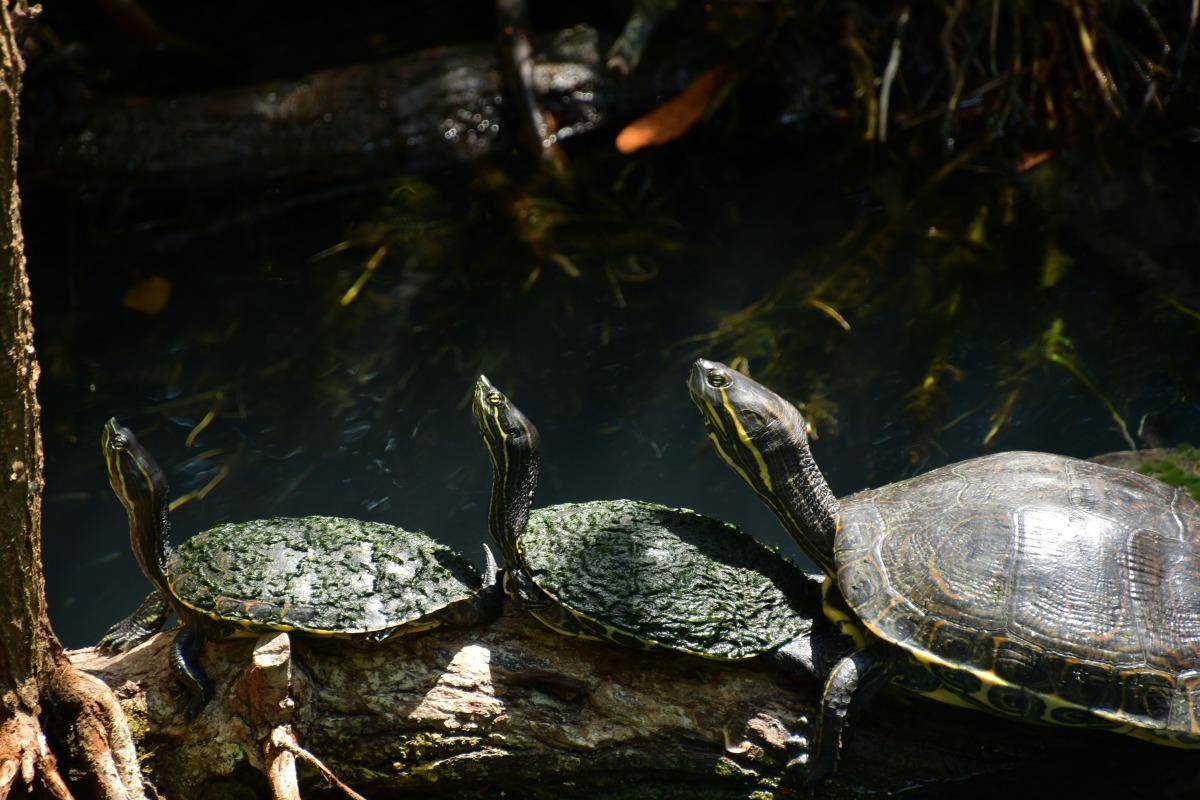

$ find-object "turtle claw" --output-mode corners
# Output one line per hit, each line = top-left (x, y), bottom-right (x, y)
(784, 746), (833, 789)
(183, 693), (205, 722)
(784, 732), (811, 767)
(782, 717), (831, 787)
(97, 625), (147, 654)
(97, 592), (171, 653)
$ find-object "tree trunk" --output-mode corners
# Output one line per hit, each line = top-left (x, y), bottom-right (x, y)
(70, 605), (1200, 800)
(0, 5), (146, 797)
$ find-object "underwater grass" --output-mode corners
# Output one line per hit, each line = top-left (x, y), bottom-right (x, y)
(690, 143), (1200, 466)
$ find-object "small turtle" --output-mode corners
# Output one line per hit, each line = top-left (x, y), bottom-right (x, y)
(689, 359), (1200, 782)
(471, 375), (842, 775)
(98, 419), (501, 717)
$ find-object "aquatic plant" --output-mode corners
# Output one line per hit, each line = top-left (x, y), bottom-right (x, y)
(691, 143), (1200, 467)
(742, 1), (1197, 146)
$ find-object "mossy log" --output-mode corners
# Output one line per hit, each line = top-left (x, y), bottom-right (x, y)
(70, 604), (1200, 800)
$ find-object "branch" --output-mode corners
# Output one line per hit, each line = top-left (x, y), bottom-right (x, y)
(68, 604), (1183, 799)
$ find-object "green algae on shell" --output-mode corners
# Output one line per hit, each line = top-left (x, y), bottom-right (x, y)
(520, 500), (814, 659)
(169, 515), (484, 635)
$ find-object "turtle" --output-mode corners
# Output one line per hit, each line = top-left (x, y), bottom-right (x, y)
(98, 418), (502, 718)
(470, 375), (844, 773)
(688, 358), (1200, 782)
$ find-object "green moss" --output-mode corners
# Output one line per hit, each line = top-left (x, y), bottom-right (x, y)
(1135, 445), (1200, 502)
(713, 758), (749, 778)
(171, 516), (483, 632)
(521, 500), (816, 658)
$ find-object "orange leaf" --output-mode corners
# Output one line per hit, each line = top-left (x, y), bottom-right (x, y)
(122, 275), (172, 315)
(615, 66), (731, 154)
(1016, 150), (1055, 173)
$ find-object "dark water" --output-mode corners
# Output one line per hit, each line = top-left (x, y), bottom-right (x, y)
(22, 14), (1200, 649)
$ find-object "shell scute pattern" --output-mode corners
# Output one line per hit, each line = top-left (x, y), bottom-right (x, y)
(169, 516), (481, 634)
(836, 452), (1200, 732)
(521, 499), (812, 659)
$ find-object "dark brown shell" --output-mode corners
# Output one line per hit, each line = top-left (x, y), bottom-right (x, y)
(835, 451), (1200, 734)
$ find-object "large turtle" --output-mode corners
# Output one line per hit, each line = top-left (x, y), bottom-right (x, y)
(471, 375), (841, 773)
(688, 359), (1200, 782)
(98, 419), (501, 717)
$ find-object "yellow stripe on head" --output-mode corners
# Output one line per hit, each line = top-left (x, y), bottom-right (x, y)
(718, 386), (776, 495)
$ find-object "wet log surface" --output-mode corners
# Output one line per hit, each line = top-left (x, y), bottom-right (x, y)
(70, 604), (1200, 799)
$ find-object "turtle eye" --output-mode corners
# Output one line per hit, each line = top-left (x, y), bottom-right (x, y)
(706, 368), (731, 389)
(486, 391), (504, 407)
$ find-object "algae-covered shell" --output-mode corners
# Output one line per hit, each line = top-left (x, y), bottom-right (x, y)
(169, 515), (484, 636)
(519, 499), (814, 659)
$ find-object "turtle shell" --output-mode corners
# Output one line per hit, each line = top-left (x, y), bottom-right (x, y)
(168, 516), (483, 635)
(835, 451), (1200, 736)
(519, 499), (814, 659)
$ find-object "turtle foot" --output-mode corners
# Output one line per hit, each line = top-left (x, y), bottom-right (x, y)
(781, 716), (833, 788)
(182, 689), (210, 722)
(96, 625), (152, 653)
(97, 592), (171, 653)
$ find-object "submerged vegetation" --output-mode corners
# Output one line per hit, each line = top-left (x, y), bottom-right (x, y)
(27, 0), (1200, 642)
(692, 144), (1200, 467)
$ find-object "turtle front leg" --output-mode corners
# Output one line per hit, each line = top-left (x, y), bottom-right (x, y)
(97, 591), (171, 652)
(767, 625), (855, 681)
(170, 624), (212, 721)
(795, 642), (895, 786)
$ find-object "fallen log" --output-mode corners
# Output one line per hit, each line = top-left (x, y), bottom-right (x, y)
(69, 603), (1200, 799)
(24, 26), (704, 190)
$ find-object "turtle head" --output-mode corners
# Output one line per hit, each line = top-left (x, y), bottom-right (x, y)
(472, 376), (539, 567)
(687, 359), (839, 576)
(687, 359), (811, 468)
(102, 419), (168, 520)
(472, 375), (541, 462)
(102, 419), (172, 592)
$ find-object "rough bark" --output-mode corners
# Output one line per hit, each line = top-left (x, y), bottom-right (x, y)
(70, 604), (1200, 800)
(0, 1), (66, 792)
(0, 4), (147, 797)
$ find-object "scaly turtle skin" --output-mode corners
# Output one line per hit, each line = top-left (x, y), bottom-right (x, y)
(471, 375), (845, 775)
(98, 419), (501, 718)
(689, 359), (1200, 784)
